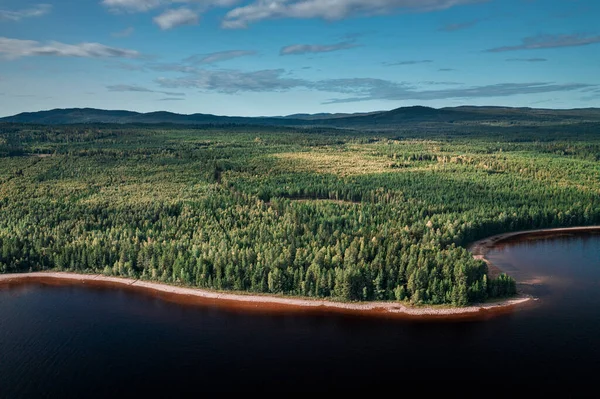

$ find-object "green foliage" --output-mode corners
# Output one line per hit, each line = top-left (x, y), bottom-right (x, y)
(487, 274), (517, 298)
(0, 123), (598, 306)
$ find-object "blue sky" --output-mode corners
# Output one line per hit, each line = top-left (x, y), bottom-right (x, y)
(0, 0), (599, 116)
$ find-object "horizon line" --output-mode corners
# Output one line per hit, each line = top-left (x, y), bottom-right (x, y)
(2, 104), (599, 119)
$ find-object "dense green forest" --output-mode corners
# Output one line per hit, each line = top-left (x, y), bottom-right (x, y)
(1, 122), (599, 305)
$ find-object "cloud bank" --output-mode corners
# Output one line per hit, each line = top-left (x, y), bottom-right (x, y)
(102, 0), (165, 12)
(0, 4), (51, 21)
(0, 37), (141, 60)
(222, 0), (487, 28)
(156, 69), (306, 93)
(107, 84), (185, 96)
(384, 60), (433, 66)
(101, 0), (487, 30)
(487, 34), (600, 52)
(439, 19), (479, 32)
(506, 58), (547, 62)
(280, 41), (359, 55)
(154, 66), (595, 103)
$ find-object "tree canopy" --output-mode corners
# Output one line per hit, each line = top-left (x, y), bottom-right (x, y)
(1, 123), (598, 305)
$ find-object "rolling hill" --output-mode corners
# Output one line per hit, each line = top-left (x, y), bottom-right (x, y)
(2, 106), (599, 128)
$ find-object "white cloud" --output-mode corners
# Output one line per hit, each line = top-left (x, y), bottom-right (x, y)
(102, 0), (485, 30)
(0, 37), (141, 60)
(102, 0), (165, 12)
(154, 8), (199, 30)
(0, 4), (51, 21)
(102, 0), (241, 13)
(222, 0), (486, 28)
(280, 41), (359, 55)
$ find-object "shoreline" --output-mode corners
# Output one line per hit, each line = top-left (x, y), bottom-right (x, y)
(3, 226), (597, 319)
(0, 272), (529, 319)
(468, 225), (600, 279)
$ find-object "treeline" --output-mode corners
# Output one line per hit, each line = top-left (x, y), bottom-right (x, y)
(0, 195), (509, 305)
(0, 133), (25, 157)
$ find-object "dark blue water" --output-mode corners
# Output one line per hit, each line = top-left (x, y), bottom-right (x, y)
(1, 234), (599, 396)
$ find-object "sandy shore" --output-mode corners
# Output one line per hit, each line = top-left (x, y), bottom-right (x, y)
(0, 272), (530, 319)
(4, 226), (596, 319)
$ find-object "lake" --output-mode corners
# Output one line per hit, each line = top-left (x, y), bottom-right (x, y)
(1, 233), (599, 395)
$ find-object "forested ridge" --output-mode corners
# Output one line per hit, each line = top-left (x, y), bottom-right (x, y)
(1, 123), (599, 305)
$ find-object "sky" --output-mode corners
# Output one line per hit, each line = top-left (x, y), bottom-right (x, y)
(0, 0), (599, 117)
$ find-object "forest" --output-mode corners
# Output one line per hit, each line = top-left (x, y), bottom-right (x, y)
(1, 122), (599, 305)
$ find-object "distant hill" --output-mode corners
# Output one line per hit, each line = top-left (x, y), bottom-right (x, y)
(0, 108), (305, 126)
(323, 105), (600, 127)
(442, 106), (600, 122)
(2, 106), (599, 128)
(282, 111), (383, 120)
